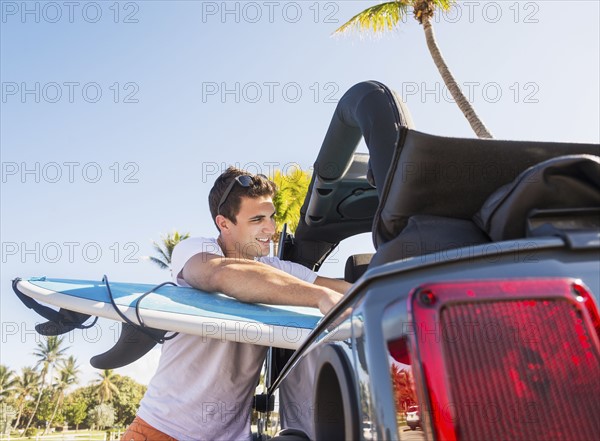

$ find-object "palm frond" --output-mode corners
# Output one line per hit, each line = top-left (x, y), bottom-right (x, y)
(334, 1), (410, 35)
(143, 231), (190, 270)
(172, 231), (190, 244)
(152, 241), (170, 262)
(271, 168), (311, 235)
(147, 256), (169, 269)
(433, 0), (455, 12)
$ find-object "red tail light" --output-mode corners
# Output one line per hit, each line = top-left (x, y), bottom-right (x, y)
(409, 279), (600, 441)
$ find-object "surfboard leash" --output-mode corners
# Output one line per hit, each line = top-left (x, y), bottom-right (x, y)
(102, 275), (179, 344)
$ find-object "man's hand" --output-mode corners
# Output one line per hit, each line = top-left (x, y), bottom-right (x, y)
(317, 287), (344, 315)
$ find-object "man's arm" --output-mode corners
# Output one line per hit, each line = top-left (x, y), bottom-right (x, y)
(314, 276), (351, 295)
(181, 253), (342, 315)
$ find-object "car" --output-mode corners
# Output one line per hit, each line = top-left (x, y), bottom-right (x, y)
(406, 406), (420, 430)
(14, 80), (599, 441)
(260, 81), (600, 440)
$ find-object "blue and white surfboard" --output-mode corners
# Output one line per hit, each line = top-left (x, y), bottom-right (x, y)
(15, 277), (322, 350)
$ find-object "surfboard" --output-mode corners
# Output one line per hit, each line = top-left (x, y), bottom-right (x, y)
(14, 277), (323, 350)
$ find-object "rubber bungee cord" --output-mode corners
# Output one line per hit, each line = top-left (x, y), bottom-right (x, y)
(102, 275), (179, 343)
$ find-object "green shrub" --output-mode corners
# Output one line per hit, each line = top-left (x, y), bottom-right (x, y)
(24, 427), (38, 437)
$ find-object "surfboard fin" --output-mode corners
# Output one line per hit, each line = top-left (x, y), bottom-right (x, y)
(12, 277), (98, 335)
(35, 309), (97, 335)
(90, 323), (168, 369)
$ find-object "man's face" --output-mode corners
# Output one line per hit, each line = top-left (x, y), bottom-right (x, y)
(219, 195), (276, 259)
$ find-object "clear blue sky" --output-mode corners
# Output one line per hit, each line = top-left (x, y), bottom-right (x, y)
(1, 1), (599, 385)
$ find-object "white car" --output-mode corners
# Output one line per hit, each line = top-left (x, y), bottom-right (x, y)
(406, 405), (420, 430)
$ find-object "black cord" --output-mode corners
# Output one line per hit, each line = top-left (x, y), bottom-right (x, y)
(78, 315), (98, 329)
(102, 275), (179, 344)
(134, 281), (175, 325)
(134, 281), (180, 341)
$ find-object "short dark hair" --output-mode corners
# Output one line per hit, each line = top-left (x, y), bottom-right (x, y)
(208, 166), (277, 229)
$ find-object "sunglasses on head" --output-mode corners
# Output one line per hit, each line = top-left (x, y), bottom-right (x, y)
(217, 174), (268, 215)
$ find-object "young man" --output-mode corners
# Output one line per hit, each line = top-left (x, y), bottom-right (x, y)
(121, 167), (350, 441)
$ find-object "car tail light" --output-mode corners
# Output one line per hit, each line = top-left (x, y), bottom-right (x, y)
(408, 278), (600, 441)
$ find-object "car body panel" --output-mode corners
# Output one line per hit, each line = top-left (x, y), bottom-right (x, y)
(271, 235), (600, 440)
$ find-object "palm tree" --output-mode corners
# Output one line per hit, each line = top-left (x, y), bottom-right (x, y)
(335, 0), (493, 139)
(391, 364), (417, 413)
(145, 231), (190, 270)
(271, 168), (311, 239)
(25, 336), (68, 431)
(44, 356), (79, 434)
(94, 370), (120, 404)
(11, 367), (38, 430)
(0, 365), (17, 403)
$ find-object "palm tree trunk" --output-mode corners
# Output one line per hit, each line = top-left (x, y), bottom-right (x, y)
(13, 403), (23, 430)
(13, 403), (24, 429)
(24, 386), (42, 431)
(43, 394), (61, 435)
(24, 371), (46, 432)
(422, 18), (493, 139)
(24, 391), (41, 431)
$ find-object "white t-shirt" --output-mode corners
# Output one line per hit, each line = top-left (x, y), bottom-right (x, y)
(137, 237), (317, 441)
